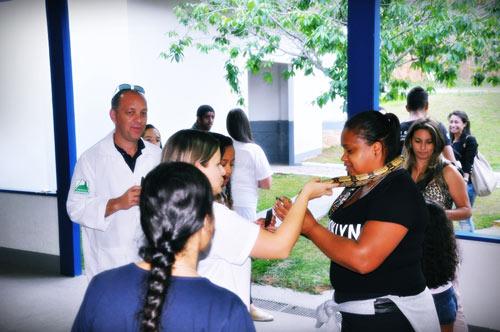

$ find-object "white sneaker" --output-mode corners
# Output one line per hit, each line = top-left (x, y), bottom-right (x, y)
(250, 304), (274, 322)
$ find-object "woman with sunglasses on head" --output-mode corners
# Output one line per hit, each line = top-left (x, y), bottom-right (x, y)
(72, 162), (255, 331)
(161, 129), (334, 311)
(274, 111), (439, 331)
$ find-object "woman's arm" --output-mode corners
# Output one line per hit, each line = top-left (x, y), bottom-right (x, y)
(443, 164), (472, 220)
(302, 219), (408, 274)
(272, 197), (408, 274)
(250, 181), (334, 259)
(258, 176), (272, 189)
(461, 135), (478, 177)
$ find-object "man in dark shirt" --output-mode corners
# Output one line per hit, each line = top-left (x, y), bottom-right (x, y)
(399, 86), (457, 163)
(192, 104), (215, 131)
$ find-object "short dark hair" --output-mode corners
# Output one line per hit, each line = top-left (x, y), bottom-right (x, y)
(197, 105), (215, 118)
(406, 86), (428, 112)
(344, 111), (401, 163)
(226, 108), (254, 143)
(111, 89), (144, 109)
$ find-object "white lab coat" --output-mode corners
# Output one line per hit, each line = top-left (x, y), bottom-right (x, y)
(66, 132), (161, 278)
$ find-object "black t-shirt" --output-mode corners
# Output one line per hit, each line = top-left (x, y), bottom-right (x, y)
(329, 169), (428, 302)
(400, 120), (451, 154)
(452, 134), (478, 175)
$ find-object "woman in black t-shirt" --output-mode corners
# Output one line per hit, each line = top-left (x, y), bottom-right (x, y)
(275, 111), (439, 332)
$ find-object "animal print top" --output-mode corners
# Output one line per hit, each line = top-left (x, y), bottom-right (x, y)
(421, 170), (453, 210)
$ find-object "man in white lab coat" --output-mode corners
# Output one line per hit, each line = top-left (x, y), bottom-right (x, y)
(67, 84), (161, 279)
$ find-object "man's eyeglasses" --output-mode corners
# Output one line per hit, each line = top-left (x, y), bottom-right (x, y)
(115, 83), (145, 94)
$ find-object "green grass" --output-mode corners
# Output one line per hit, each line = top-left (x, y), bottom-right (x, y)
(257, 173), (315, 211)
(465, 188), (500, 230)
(252, 216), (332, 294)
(308, 90), (500, 170)
(381, 90), (500, 170)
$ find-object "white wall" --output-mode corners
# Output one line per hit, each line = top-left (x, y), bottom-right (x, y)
(69, 0), (244, 156)
(292, 70), (331, 160)
(248, 63), (288, 121)
(0, 193), (59, 255)
(0, 0), (56, 193)
(456, 238), (500, 330)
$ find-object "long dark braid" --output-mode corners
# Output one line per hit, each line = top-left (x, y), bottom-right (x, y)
(138, 162), (213, 331)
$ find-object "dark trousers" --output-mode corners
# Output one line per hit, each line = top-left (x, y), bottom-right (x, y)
(341, 306), (414, 332)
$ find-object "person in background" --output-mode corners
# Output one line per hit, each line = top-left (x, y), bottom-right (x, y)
(400, 86), (457, 163)
(275, 111), (439, 331)
(403, 118), (471, 221)
(161, 129), (334, 313)
(448, 110), (478, 233)
(226, 108), (273, 222)
(192, 104), (215, 131)
(403, 118), (471, 332)
(209, 131), (274, 321)
(66, 84), (161, 279)
(209, 132), (235, 209)
(142, 123), (162, 148)
(422, 201), (460, 332)
(72, 162), (255, 332)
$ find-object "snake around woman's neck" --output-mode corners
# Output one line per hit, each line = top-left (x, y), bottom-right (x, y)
(327, 155), (405, 187)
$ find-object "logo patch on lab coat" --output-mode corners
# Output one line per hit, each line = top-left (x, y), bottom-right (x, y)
(75, 180), (89, 193)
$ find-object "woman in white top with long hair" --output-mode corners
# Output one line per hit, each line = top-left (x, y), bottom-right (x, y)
(161, 129), (334, 311)
(226, 108), (273, 221)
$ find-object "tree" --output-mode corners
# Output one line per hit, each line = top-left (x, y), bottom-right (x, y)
(163, 0), (499, 107)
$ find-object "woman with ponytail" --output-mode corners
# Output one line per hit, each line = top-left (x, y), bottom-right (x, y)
(72, 162), (255, 331)
(274, 111), (440, 331)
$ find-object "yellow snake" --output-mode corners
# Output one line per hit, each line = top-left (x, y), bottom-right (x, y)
(327, 155), (404, 187)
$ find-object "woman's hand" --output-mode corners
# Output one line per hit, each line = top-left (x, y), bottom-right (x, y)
(255, 216), (277, 233)
(300, 179), (336, 200)
(273, 196), (292, 221)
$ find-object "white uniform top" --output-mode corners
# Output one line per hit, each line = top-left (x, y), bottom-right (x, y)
(197, 202), (260, 309)
(66, 131), (161, 279)
(230, 140), (272, 210)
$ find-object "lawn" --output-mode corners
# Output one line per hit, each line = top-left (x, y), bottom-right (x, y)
(308, 89), (500, 169)
(381, 89), (500, 170)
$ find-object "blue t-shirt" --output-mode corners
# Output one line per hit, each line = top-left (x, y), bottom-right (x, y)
(72, 263), (255, 332)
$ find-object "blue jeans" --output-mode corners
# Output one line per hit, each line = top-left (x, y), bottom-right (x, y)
(432, 287), (458, 325)
(458, 183), (476, 232)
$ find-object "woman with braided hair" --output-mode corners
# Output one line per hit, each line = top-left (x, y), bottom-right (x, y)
(72, 162), (255, 331)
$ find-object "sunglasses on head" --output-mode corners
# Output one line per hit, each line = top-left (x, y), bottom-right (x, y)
(115, 83), (145, 94)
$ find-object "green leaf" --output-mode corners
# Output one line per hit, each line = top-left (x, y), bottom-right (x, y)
(263, 72), (273, 84)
